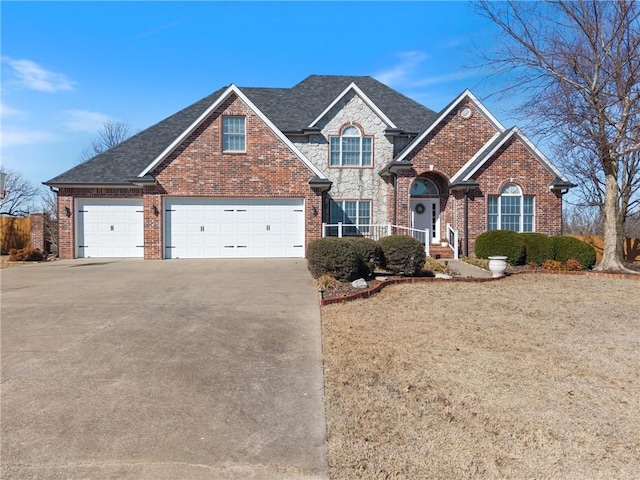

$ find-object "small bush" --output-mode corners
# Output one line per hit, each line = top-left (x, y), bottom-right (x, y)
(343, 237), (380, 277)
(378, 235), (426, 275)
(521, 232), (555, 265)
(565, 258), (583, 271)
(542, 259), (564, 271)
(316, 274), (339, 291)
(307, 238), (360, 282)
(8, 247), (44, 262)
(552, 236), (596, 270)
(475, 230), (526, 265)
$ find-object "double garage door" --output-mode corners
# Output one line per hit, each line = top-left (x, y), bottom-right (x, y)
(76, 198), (305, 259)
(164, 198), (305, 259)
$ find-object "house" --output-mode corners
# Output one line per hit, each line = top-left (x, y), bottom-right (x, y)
(44, 75), (572, 260)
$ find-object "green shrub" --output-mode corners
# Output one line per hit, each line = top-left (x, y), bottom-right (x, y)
(521, 232), (555, 265)
(8, 247), (44, 262)
(378, 235), (426, 275)
(474, 230), (526, 265)
(552, 236), (596, 270)
(306, 238), (360, 282)
(343, 237), (380, 277)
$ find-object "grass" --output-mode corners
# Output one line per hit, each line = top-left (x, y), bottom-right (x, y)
(321, 274), (640, 479)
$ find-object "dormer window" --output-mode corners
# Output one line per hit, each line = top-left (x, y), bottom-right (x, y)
(330, 125), (372, 167)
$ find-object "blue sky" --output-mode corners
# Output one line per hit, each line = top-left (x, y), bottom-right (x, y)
(1, 1), (517, 190)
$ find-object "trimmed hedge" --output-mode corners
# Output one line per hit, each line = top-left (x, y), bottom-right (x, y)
(521, 232), (555, 265)
(475, 230), (526, 265)
(378, 235), (426, 275)
(306, 238), (360, 282)
(552, 236), (596, 270)
(343, 237), (380, 277)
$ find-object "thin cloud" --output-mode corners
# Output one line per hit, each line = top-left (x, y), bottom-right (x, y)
(0, 103), (25, 117)
(137, 20), (184, 38)
(3, 57), (75, 92)
(375, 51), (429, 86)
(411, 70), (479, 87)
(63, 110), (113, 133)
(2, 129), (57, 147)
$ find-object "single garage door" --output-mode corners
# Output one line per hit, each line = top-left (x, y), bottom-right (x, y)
(76, 199), (144, 258)
(164, 198), (305, 259)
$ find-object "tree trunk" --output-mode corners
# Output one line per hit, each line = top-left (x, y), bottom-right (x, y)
(595, 172), (628, 271)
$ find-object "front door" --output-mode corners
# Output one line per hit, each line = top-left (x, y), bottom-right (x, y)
(411, 199), (439, 244)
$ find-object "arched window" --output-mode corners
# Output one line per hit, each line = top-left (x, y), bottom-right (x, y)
(488, 183), (535, 232)
(410, 178), (439, 196)
(330, 125), (372, 167)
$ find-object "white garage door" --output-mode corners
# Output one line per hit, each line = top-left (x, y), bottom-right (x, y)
(76, 199), (144, 258)
(164, 198), (305, 259)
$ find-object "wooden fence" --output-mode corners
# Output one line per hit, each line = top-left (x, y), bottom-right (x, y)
(0, 217), (31, 253)
(572, 235), (640, 263)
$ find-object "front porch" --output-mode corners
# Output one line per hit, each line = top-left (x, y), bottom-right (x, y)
(321, 222), (459, 259)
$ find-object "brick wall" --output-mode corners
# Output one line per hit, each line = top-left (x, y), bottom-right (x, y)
(57, 188), (143, 259)
(391, 100), (499, 240)
(29, 213), (46, 253)
(388, 99), (564, 252)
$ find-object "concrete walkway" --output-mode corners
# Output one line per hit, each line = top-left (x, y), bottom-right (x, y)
(1, 259), (329, 480)
(439, 259), (493, 279)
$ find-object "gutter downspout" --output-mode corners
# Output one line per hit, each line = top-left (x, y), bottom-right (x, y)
(464, 187), (470, 257)
(393, 172), (398, 225)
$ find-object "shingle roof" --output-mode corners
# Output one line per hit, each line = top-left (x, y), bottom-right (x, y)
(45, 87), (228, 185)
(250, 75), (437, 133)
(45, 76), (438, 186)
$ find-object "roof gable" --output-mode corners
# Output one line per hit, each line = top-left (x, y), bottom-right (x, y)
(44, 88), (229, 186)
(137, 84), (326, 179)
(451, 127), (569, 184)
(307, 82), (397, 129)
(257, 75), (437, 133)
(393, 89), (505, 164)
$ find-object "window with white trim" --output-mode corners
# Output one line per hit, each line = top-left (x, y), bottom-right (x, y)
(329, 200), (371, 235)
(222, 116), (246, 152)
(330, 125), (372, 167)
(488, 183), (534, 232)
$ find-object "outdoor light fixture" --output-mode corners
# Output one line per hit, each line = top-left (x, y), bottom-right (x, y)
(151, 204), (159, 215)
(64, 206), (71, 218)
(312, 206), (318, 216)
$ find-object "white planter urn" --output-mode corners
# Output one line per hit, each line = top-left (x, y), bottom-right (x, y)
(488, 256), (508, 278)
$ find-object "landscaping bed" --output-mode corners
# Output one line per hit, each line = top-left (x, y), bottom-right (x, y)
(321, 275), (640, 478)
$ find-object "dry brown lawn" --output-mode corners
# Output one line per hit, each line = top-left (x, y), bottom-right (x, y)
(321, 274), (640, 479)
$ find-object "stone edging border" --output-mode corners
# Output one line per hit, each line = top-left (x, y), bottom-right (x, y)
(319, 268), (639, 306)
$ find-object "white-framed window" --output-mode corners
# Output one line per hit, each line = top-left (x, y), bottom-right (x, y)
(222, 116), (246, 152)
(329, 199), (371, 235)
(488, 183), (535, 232)
(410, 178), (439, 196)
(330, 125), (372, 167)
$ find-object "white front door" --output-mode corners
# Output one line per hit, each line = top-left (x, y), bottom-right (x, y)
(76, 199), (144, 258)
(411, 199), (439, 244)
(164, 198), (305, 259)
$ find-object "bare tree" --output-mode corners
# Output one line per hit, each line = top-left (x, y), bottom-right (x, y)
(0, 170), (41, 217)
(476, 0), (640, 272)
(77, 120), (131, 163)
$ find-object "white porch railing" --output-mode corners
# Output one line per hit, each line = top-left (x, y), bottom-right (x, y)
(321, 222), (460, 259)
(322, 222), (431, 257)
(446, 223), (459, 260)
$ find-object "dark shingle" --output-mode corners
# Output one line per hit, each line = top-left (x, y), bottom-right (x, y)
(44, 87), (228, 185)
(259, 75), (437, 133)
(45, 76), (439, 186)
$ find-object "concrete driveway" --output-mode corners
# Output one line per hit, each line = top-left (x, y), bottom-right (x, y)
(1, 259), (328, 479)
